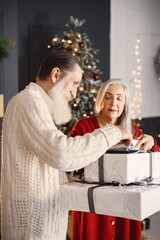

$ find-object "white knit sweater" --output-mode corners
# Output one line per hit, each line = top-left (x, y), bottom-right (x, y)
(1, 82), (121, 240)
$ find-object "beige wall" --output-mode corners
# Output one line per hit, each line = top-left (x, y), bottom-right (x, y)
(110, 0), (160, 118)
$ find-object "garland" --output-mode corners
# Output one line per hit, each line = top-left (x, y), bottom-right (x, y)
(154, 46), (160, 80)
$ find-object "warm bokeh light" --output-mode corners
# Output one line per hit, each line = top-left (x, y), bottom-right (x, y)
(131, 38), (142, 122)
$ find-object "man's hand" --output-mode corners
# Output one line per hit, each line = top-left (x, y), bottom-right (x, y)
(135, 134), (154, 151)
(116, 125), (133, 146)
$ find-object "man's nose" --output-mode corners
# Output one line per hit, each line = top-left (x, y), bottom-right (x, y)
(71, 88), (77, 99)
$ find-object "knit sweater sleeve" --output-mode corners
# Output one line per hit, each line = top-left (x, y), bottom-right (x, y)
(18, 94), (121, 171)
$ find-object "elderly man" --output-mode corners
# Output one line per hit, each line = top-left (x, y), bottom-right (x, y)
(1, 50), (132, 240)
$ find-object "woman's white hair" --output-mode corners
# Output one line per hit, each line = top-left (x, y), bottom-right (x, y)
(95, 78), (131, 129)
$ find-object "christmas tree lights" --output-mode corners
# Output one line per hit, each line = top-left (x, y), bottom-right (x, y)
(48, 16), (103, 134)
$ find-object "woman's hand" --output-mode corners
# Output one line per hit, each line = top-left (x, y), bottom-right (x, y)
(135, 134), (154, 151)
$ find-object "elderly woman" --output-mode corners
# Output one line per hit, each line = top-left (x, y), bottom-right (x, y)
(69, 78), (160, 240)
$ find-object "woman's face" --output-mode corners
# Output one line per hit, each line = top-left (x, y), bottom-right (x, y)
(101, 84), (126, 123)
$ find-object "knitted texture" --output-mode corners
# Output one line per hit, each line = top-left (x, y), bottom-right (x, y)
(1, 83), (121, 240)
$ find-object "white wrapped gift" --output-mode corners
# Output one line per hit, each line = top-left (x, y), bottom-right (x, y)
(60, 179), (160, 221)
(84, 152), (160, 184)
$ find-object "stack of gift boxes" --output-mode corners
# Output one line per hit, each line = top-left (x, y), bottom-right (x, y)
(60, 148), (160, 221)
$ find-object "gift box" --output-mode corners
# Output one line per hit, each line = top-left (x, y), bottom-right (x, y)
(83, 152), (160, 184)
(60, 179), (160, 221)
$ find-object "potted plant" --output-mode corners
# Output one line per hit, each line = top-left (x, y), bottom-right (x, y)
(0, 38), (15, 62)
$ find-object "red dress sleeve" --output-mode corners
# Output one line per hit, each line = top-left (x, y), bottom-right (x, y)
(69, 116), (99, 137)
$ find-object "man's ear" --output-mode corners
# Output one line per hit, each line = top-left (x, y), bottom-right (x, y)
(51, 67), (60, 84)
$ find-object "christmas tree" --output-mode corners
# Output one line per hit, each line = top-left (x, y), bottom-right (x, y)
(49, 16), (103, 134)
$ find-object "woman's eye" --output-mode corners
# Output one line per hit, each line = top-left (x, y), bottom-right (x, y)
(105, 95), (111, 99)
(117, 97), (123, 101)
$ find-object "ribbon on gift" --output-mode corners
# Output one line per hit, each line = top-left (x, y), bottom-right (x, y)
(73, 151), (159, 213)
(87, 177), (160, 213)
(87, 151), (159, 213)
(149, 151), (153, 179)
(98, 151), (153, 183)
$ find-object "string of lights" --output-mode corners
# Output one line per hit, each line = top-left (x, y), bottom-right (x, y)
(131, 38), (143, 127)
